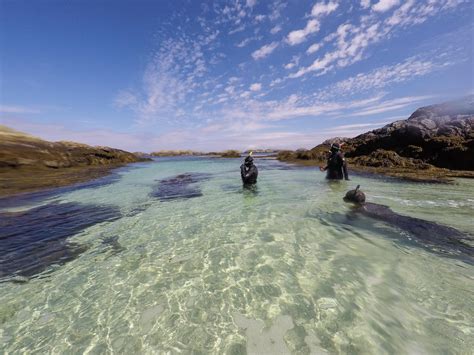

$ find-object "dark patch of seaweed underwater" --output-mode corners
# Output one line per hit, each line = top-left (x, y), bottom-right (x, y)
(0, 202), (122, 280)
(150, 172), (212, 201)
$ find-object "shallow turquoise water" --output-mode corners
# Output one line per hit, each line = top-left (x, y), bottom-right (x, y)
(1, 157), (473, 354)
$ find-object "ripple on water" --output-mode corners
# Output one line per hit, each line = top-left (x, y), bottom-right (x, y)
(0, 158), (473, 354)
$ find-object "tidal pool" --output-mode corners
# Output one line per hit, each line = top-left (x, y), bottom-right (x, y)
(1, 157), (473, 354)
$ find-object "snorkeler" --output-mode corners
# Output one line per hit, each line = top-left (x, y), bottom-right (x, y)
(241, 152), (258, 185)
(320, 143), (349, 180)
(342, 186), (473, 259)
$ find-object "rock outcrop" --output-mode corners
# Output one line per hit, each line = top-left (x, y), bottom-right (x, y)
(0, 126), (142, 169)
(277, 96), (474, 182)
(0, 126), (148, 196)
(341, 96), (474, 170)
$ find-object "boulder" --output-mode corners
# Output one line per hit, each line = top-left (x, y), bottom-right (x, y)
(314, 96), (474, 171)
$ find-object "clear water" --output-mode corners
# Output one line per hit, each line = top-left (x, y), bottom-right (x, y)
(1, 157), (473, 354)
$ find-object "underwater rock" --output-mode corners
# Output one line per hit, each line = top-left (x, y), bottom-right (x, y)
(0, 202), (121, 279)
(101, 235), (125, 255)
(150, 173), (212, 201)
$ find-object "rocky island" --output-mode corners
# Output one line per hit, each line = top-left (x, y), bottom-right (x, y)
(151, 150), (242, 158)
(0, 126), (149, 197)
(278, 96), (474, 182)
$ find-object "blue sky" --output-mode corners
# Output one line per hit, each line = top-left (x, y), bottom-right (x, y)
(1, 0), (473, 151)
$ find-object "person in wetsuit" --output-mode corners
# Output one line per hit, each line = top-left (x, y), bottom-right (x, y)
(320, 143), (349, 180)
(241, 155), (258, 185)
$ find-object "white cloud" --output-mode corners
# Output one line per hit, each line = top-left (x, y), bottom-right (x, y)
(246, 0), (257, 7)
(252, 41), (279, 60)
(0, 105), (40, 114)
(284, 55), (300, 69)
(329, 122), (390, 130)
(270, 25), (282, 34)
(255, 14), (266, 22)
(360, 0), (371, 9)
(349, 95), (435, 116)
(289, 0), (467, 79)
(236, 35), (262, 47)
(372, 0), (400, 12)
(311, 1), (339, 17)
(269, 1), (287, 21)
(307, 43), (321, 54)
(326, 57), (445, 95)
(114, 29), (212, 123)
(111, 0), (467, 150)
(114, 91), (138, 109)
(250, 83), (262, 91)
(286, 19), (320, 45)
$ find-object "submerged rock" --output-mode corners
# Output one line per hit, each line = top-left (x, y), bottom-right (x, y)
(0, 202), (121, 279)
(150, 173), (212, 201)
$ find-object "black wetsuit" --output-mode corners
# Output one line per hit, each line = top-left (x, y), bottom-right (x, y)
(325, 151), (349, 180)
(240, 163), (258, 185)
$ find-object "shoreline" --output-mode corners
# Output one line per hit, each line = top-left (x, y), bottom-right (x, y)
(0, 162), (141, 199)
(0, 155), (266, 200)
(3, 155), (474, 200)
(276, 157), (474, 183)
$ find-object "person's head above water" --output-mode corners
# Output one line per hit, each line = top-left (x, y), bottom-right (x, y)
(330, 143), (341, 153)
(343, 185), (366, 204)
(244, 153), (254, 166)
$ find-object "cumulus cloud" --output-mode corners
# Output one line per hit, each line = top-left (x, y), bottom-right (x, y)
(236, 35), (262, 47)
(360, 0), (371, 9)
(246, 0), (257, 7)
(250, 83), (262, 91)
(284, 55), (301, 69)
(289, 0), (465, 79)
(285, 1), (338, 47)
(286, 19), (320, 46)
(311, 1), (339, 17)
(270, 25), (282, 34)
(252, 41), (279, 59)
(307, 43), (321, 54)
(111, 0), (468, 150)
(372, 0), (400, 12)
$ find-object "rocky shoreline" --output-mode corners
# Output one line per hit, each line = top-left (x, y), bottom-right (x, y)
(0, 126), (149, 198)
(278, 96), (474, 183)
(150, 149), (242, 158)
